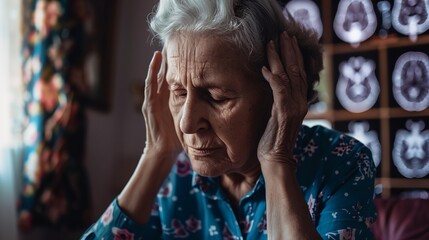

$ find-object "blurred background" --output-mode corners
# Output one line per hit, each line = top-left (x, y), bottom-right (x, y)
(1, 0), (429, 239)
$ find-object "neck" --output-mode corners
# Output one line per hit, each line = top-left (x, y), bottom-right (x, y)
(220, 161), (262, 209)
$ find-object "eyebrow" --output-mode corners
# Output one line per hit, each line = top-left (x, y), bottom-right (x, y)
(167, 80), (237, 95)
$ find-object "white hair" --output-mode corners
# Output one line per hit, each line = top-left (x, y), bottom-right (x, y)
(149, 0), (323, 102)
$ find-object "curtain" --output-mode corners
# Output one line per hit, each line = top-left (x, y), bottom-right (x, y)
(0, 0), (23, 238)
(18, 0), (92, 231)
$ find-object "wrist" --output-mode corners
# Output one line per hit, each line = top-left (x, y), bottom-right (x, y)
(140, 150), (178, 173)
(261, 160), (297, 185)
(260, 155), (296, 171)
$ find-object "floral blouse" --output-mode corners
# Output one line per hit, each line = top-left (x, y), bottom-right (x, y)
(81, 125), (376, 240)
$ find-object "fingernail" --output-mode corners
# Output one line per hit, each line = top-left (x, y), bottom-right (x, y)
(261, 66), (270, 81)
(269, 40), (275, 49)
(282, 31), (288, 38)
(262, 66), (268, 73)
(293, 36), (298, 43)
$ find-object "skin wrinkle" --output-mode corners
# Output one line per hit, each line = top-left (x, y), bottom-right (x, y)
(165, 34), (271, 203)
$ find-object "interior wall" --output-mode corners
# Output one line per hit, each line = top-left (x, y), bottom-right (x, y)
(86, 0), (159, 219)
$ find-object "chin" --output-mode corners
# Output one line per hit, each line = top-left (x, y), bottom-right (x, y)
(189, 158), (228, 177)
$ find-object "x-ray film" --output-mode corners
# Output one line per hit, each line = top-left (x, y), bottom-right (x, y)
(334, 0), (377, 46)
(392, 0), (429, 41)
(392, 51), (429, 111)
(392, 120), (429, 178)
(284, 0), (323, 40)
(336, 56), (380, 112)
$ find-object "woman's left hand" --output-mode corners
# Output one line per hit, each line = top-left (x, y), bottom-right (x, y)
(257, 31), (308, 167)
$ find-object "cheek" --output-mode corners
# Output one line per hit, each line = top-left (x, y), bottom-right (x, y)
(214, 105), (262, 156)
(169, 98), (183, 134)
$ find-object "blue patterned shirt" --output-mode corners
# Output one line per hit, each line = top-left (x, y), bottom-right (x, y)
(82, 125), (376, 239)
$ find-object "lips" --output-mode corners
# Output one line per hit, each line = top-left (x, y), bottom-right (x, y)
(187, 146), (222, 157)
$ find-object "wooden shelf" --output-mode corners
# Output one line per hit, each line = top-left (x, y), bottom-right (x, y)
(324, 34), (429, 55)
(376, 178), (429, 189)
(306, 108), (429, 121)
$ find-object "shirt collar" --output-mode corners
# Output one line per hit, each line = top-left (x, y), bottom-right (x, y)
(191, 171), (266, 201)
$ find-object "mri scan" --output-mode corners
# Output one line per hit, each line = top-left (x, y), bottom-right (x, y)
(284, 0), (323, 40)
(392, 0), (429, 42)
(333, 0), (377, 46)
(392, 51), (429, 111)
(346, 121), (382, 167)
(392, 120), (429, 178)
(336, 56), (380, 113)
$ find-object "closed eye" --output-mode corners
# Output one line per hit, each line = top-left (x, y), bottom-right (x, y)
(201, 89), (229, 104)
(209, 94), (228, 103)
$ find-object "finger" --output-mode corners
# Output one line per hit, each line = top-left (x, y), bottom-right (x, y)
(265, 40), (290, 108)
(144, 51), (163, 106)
(279, 32), (301, 85)
(291, 36), (306, 77)
(291, 36), (308, 97)
(266, 40), (289, 87)
(261, 65), (286, 113)
(157, 49), (167, 94)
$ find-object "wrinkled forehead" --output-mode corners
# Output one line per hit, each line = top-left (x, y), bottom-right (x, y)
(165, 33), (243, 69)
(163, 33), (260, 86)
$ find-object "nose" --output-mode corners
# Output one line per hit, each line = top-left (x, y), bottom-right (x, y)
(179, 95), (209, 134)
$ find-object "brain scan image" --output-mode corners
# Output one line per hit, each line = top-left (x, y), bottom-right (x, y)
(334, 0), (377, 46)
(392, 0), (429, 41)
(284, 0), (323, 40)
(392, 120), (429, 178)
(346, 121), (382, 167)
(336, 56), (380, 113)
(392, 51), (429, 111)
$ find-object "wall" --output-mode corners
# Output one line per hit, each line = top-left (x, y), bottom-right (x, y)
(86, 0), (158, 219)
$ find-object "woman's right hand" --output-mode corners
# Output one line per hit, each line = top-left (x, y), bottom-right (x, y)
(142, 51), (182, 160)
(117, 51), (182, 224)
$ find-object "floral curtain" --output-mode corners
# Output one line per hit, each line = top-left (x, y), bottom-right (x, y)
(19, 0), (92, 231)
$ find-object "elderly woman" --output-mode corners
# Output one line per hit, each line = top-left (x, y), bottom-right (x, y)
(82, 0), (375, 239)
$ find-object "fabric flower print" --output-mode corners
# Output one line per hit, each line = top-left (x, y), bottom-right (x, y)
(33, 0), (62, 37)
(39, 77), (60, 112)
(172, 219), (189, 238)
(239, 215), (253, 233)
(158, 180), (172, 197)
(355, 152), (374, 182)
(185, 216), (201, 233)
(101, 204), (113, 226)
(338, 228), (356, 240)
(150, 201), (160, 216)
(332, 135), (355, 156)
(365, 217), (374, 228)
(112, 227), (134, 240)
(307, 194), (320, 222)
(208, 225), (218, 236)
(176, 155), (192, 177)
(23, 122), (39, 146)
(223, 224), (236, 240)
(257, 214), (267, 233)
(303, 139), (318, 157)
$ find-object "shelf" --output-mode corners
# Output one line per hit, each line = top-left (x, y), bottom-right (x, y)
(376, 178), (429, 189)
(324, 34), (429, 55)
(306, 107), (429, 121)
